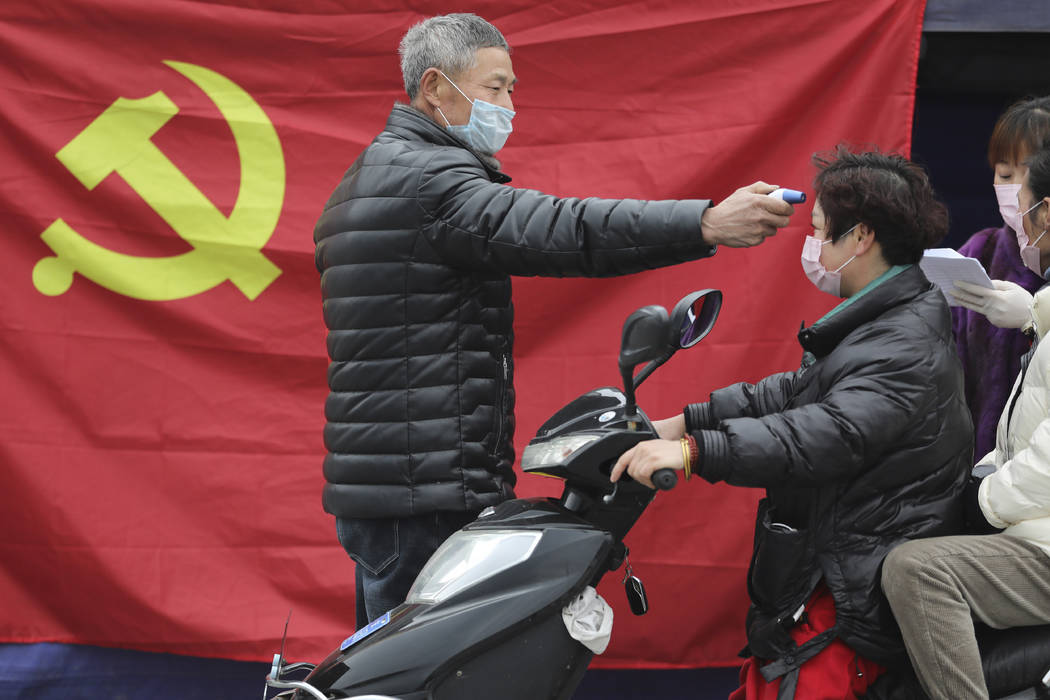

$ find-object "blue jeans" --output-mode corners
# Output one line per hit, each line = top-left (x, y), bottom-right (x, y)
(336, 511), (478, 629)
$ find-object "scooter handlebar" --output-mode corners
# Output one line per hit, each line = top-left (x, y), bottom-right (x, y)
(652, 468), (678, 490)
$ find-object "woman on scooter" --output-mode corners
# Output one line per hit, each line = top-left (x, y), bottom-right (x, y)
(610, 146), (973, 699)
(880, 141), (1050, 700)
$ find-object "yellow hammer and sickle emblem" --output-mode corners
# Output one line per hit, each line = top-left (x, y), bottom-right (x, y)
(33, 60), (284, 301)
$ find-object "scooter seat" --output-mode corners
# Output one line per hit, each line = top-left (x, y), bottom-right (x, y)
(861, 623), (1050, 700)
(979, 623), (1050, 698)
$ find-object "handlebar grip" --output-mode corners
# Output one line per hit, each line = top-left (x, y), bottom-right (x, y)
(652, 469), (678, 490)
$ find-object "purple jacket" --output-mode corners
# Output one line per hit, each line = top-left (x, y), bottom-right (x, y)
(952, 225), (1044, 460)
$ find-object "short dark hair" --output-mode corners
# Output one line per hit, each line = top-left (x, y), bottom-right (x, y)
(813, 145), (948, 265)
(987, 96), (1050, 169)
(1026, 139), (1050, 204)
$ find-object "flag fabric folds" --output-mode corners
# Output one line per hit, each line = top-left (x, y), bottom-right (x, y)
(0, 0), (926, 667)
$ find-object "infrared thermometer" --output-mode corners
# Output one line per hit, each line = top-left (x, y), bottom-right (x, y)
(768, 188), (806, 204)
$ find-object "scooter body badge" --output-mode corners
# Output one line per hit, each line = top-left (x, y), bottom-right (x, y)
(340, 611), (391, 650)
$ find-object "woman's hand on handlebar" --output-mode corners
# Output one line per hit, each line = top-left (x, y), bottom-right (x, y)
(652, 414), (686, 440)
(610, 439), (685, 490)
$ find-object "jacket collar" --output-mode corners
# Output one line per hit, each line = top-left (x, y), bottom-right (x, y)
(383, 103), (511, 183)
(798, 264), (931, 357)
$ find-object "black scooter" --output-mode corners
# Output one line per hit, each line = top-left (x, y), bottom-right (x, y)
(265, 289), (1050, 700)
(264, 289), (723, 700)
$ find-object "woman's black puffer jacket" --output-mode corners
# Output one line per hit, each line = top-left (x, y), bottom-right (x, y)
(684, 264), (973, 667)
(315, 104), (714, 519)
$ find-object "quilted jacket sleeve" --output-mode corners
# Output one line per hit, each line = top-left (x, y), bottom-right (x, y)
(683, 371), (799, 431)
(415, 150), (715, 277)
(694, 324), (939, 489)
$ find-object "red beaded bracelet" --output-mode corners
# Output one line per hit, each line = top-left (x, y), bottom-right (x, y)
(685, 434), (698, 477)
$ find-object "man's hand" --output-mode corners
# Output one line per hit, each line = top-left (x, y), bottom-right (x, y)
(700, 181), (795, 248)
(950, 280), (1034, 329)
(609, 439), (684, 490)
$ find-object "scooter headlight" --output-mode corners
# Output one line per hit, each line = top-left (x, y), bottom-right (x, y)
(521, 433), (601, 469)
(406, 530), (542, 604)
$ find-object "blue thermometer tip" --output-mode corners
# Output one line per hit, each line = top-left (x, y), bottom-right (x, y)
(769, 188), (806, 204)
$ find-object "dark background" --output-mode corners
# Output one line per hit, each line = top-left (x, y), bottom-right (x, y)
(913, 30), (1050, 251)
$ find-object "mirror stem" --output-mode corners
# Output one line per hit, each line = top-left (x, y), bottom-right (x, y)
(621, 369), (639, 430)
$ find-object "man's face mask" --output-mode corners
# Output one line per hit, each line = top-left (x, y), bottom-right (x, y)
(435, 70), (514, 155)
(800, 225), (859, 297)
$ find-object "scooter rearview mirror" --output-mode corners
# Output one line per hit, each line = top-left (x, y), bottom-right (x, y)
(618, 305), (670, 371)
(616, 291), (722, 425)
(670, 289), (722, 349)
(624, 289), (724, 394)
(618, 305), (670, 422)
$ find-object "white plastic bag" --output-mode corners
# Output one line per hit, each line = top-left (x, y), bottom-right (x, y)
(561, 586), (614, 654)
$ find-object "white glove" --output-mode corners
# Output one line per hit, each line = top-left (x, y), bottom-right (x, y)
(950, 280), (1034, 329)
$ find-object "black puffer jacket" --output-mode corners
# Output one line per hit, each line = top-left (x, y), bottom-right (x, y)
(684, 265), (972, 667)
(315, 104), (715, 519)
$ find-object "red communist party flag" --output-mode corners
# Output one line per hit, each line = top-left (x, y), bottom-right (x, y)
(0, 0), (927, 666)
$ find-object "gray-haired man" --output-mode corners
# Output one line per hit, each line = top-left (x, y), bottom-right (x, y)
(314, 12), (795, 628)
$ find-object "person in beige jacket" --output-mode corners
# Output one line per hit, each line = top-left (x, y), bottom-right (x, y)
(881, 141), (1050, 700)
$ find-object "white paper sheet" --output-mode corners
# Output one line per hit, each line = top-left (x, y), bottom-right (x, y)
(919, 248), (993, 306)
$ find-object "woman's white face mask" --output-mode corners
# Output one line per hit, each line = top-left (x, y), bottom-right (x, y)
(800, 225), (859, 297)
(995, 183), (1025, 238)
(1018, 198), (1048, 276)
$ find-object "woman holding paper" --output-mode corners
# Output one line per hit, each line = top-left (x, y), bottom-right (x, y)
(950, 96), (1050, 461)
(882, 142), (1050, 700)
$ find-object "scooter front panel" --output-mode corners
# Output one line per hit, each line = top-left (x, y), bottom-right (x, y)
(304, 525), (612, 698)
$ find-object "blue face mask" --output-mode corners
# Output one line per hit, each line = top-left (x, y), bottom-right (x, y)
(436, 70), (514, 155)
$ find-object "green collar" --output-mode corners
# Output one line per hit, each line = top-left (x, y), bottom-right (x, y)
(816, 264), (911, 325)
